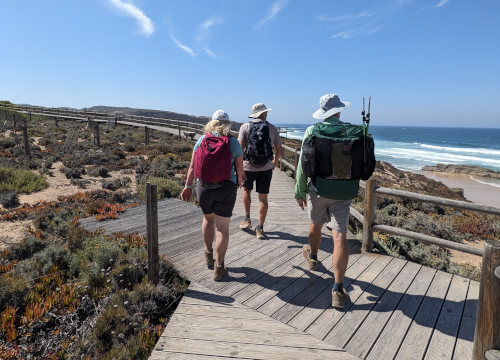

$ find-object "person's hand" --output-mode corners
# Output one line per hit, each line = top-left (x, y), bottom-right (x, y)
(181, 187), (192, 202)
(273, 159), (278, 170)
(296, 198), (307, 210)
(238, 173), (246, 189)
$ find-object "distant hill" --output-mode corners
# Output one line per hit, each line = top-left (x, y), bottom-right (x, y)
(87, 106), (211, 126)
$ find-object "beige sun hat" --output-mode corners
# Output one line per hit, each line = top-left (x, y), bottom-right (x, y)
(312, 94), (350, 119)
(248, 103), (272, 118)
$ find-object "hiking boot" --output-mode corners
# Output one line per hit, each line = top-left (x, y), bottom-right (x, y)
(240, 218), (252, 229)
(302, 244), (318, 271)
(204, 248), (215, 268)
(255, 225), (265, 239)
(213, 263), (226, 281)
(332, 288), (348, 309)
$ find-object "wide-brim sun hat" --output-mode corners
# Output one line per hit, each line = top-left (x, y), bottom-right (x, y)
(312, 94), (350, 119)
(212, 109), (230, 122)
(248, 103), (272, 118)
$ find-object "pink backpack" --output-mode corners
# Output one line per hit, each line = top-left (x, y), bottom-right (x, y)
(194, 133), (232, 183)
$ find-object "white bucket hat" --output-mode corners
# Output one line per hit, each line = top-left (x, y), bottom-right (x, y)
(248, 103), (272, 118)
(212, 109), (230, 122)
(312, 94), (350, 119)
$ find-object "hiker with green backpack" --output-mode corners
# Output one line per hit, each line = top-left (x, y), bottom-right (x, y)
(295, 93), (375, 309)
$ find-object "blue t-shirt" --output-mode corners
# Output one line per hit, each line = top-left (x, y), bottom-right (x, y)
(194, 133), (243, 184)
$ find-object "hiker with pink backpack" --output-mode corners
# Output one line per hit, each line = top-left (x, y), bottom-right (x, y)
(181, 110), (244, 281)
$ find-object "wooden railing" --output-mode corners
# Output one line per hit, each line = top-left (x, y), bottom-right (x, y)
(357, 179), (500, 360)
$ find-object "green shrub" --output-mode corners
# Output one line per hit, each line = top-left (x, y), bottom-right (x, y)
(137, 177), (182, 200)
(0, 274), (30, 309)
(88, 166), (109, 177)
(0, 166), (48, 193)
(0, 136), (16, 149)
(0, 191), (19, 207)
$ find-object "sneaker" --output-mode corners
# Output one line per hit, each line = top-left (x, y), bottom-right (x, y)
(240, 218), (252, 229)
(255, 225), (265, 239)
(204, 248), (215, 268)
(332, 288), (348, 309)
(302, 244), (318, 271)
(213, 263), (226, 281)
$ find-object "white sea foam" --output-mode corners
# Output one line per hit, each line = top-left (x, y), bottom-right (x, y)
(470, 176), (500, 188)
(376, 148), (500, 165)
(421, 144), (500, 156)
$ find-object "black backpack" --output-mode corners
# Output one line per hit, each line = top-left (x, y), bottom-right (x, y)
(301, 122), (375, 181)
(244, 121), (274, 165)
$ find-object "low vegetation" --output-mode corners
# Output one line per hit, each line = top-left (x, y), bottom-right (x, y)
(0, 111), (193, 359)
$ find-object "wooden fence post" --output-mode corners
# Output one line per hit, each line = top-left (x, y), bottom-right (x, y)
(473, 240), (500, 360)
(54, 116), (58, 127)
(23, 114), (31, 158)
(146, 182), (159, 285)
(293, 147), (299, 182)
(94, 122), (100, 147)
(177, 119), (181, 139)
(145, 126), (150, 145)
(13, 112), (17, 131)
(362, 179), (376, 252)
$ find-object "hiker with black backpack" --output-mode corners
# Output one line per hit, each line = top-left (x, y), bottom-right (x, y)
(238, 103), (283, 239)
(181, 110), (244, 281)
(295, 94), (375, 309)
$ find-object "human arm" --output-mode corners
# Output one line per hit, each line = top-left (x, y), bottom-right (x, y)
(235, 156), (245, 188)
(273, 143), (282, 170)
(181, 150), (196, 201)
(294, 126), (313, 209)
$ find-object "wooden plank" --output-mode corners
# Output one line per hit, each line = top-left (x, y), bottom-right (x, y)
(232, 251), (305, 304)
(306, 254), (392, 340)
(242, 245), (334, 310)
(151, 337), (355, 360)
(273, 252), (363, 324)
(164, 326), (337, 350)
(345, 261), (421, 358)
(424, 275), (469, 360)
(366, 265), (436, 360)
(288, 252), (377, 331)
(324, 257), (407, 348)
(150, 353), (244, 360)
(453, 280), (479, 360)
(395, 270), (453, 360)
(258, 256), (335, 318)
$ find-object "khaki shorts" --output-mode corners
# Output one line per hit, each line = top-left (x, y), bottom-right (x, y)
(307, 190), (351, 233)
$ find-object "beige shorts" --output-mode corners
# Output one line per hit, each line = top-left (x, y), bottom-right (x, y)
(307, 190), (351, 233)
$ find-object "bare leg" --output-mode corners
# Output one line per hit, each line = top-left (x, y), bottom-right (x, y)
(242, 188), (251, 216)
(308, 223), (323, 255)
(214, 215), (231, 265)
(332, 230), (348, 283)
(258, 193), (268, 226)
(202, 213), (216, 252)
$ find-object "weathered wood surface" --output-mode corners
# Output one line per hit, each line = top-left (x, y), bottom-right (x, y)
(80, 170), (479, 360)
(149, 282), (358, 360)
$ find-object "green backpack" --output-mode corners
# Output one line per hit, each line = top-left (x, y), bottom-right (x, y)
(301, 121), (375, 181)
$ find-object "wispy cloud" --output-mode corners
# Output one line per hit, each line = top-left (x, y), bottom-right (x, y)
(254, 0), (288, 30)
(204, 48), (216, 58)
(318, 11), (377, 23)
(108, 0), (154, 37)
(197, 16), (223, 42)
(170, 32), (195, 56)
(331, 26), (382, 39)
(418, 0), (451, 13)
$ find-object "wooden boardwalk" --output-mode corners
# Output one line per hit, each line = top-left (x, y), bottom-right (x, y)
(80, 170), (479, 360)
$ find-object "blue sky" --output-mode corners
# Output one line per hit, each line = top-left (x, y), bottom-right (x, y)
(1, 0), (499, 127)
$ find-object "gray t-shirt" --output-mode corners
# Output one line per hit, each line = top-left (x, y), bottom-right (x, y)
(238, 119), (282, 172)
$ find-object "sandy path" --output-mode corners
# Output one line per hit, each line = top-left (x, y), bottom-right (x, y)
(1, 162), (136, 250)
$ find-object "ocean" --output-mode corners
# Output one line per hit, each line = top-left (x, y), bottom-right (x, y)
(276, 124), (500, 188)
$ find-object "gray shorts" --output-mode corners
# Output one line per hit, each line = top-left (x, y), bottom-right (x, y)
(307, 190), (351, 233)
